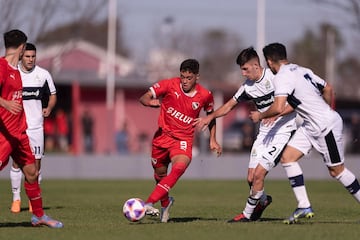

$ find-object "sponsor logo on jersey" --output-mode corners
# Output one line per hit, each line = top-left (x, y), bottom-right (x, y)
(166, 107), (193, 124)
(151, 158), (157, 165)
(174, 91), (180, 99)
(12, 90), (22, 100)
(265, 80), (271, 90)
(23, 89), (40, 97)
(192, 102), (200, 110)
(9, 74), (15, 80)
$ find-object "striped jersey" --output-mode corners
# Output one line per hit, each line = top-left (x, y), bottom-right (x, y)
(20, 65), (56, 130)
(273, 63), (339, 137)
(233, 68), (296, 135)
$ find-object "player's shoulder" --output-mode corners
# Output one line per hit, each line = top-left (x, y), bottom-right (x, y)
(34, 65), (51, 75)
(264, 68), (275, 79)
(196, 83), (212, 96)
(0, 57), (7, 68)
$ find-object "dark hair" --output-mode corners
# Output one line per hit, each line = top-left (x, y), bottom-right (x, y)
(3, 29), (27, 49)
(262, 43), (287, 62)
(236, 47), (259, 66)
(180, 59), (199, 74)
(25, 42), (36, 51)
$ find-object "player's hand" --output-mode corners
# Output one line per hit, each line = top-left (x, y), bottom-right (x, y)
(148, 99), (161, 108)
(210, 140), (222, 157)
(249, 111), (261, 123)
(43, 108), (52, 117)
(193, 116), (211, 131)
(262, 116), (277, 127)
(3, 100), (22, 114)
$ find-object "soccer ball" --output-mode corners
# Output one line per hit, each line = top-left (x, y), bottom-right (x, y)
(123, 198), (146, 222)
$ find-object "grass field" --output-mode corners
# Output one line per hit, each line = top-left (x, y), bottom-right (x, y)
(0, 179), (359, 240)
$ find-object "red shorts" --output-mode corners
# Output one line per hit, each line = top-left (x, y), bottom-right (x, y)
(0, 132), (35, 171)
(151, 129), (193, 168)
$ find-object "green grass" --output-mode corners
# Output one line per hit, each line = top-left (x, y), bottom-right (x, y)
(0, 179), (359, 240)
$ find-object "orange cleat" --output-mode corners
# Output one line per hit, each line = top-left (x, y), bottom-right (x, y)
(11, 200), (21, 213)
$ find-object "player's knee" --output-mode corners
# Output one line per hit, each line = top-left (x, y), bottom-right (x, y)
(22, 165), (39, 183)
(328, 164), (345, 178)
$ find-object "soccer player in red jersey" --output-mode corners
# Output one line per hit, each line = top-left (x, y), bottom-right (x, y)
(139, 59), (222, 222)
(0, 29), (63, 228)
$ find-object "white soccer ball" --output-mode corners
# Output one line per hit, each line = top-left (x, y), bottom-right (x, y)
(123, 198), (146, 222)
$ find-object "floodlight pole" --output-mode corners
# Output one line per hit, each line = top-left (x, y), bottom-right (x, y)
(107, 0), (117, 110)
(256, 0), (266, 65)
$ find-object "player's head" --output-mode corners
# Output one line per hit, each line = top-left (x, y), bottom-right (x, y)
(21, 43), (37, 71)
(262, 43), (287, 74)
(236, 47), (262, 81)
(3, 29), (27, 60)
(179, 59), (200, 93)
(180, 59), (199, 74)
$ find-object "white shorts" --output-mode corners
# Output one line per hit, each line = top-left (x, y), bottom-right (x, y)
(249, 131), (293, 171)
(26, 127), (44, 160)
(287, 118), (345, 167)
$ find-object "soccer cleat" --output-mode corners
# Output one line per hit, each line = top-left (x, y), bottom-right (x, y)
(228, 213), (251, 223)
(28, 200), (33, 213)
(250, 195), (272, 221)
(11, 200), (21, 213)
(283, 207), (315, 224)
(160, 197), (174, 223)
(31, 214), (64, 228)
(144, 204), (160, 216)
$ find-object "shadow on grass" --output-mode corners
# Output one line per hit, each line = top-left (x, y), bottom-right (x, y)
(0, 222), (32, 228)
(18, 206), (63, 212)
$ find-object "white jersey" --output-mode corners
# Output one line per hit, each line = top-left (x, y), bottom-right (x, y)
(274, 63), (340, 137)
(233, 68), (296, 136)
(20, 65), (56, 130)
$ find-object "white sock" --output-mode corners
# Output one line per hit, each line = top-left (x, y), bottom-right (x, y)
(335, 168), (360, 203)
(282, 162), (311, 208)
(243, 189), (264, 218)
(38, 170), (42, 184)
(10, 166), (22, 201)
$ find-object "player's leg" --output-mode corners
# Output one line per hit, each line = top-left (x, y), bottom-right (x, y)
(230, 165), (268, 222)
(10, 161), (23, 213)
(16, 133), (63, 228)
(281, 144), (314, 224)
(229, 140), (270, 222)
(321, 127), (360, 202)
(27, 128), (44, 212)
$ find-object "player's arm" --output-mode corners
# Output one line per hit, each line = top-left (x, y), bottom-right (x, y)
(207, 110), (222, 156)
(322, 83), (334, 106)
(139, 90), (160, 108)
(250, 96), (287, 123)
(193, 98), (238, 131)
(43, 94), (57, 117)
(0, 96), (22, 114)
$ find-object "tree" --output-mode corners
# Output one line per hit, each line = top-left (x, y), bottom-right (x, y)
(337, 57), (360, 100)
(199, 29), (242, 83)
(313, 0), (360, 33)
(290, 23), (342, 79)
(0, 0), (107, 43)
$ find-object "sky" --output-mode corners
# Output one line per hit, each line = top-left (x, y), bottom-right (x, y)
(117, 0), (356, 59)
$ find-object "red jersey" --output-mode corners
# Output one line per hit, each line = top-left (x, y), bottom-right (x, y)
(150, 77), (214, 141)
(0, 58), (27, 137)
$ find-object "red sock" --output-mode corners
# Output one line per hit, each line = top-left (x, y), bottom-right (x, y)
(24, 181), (44, 217)
(146, 162), (187, 204)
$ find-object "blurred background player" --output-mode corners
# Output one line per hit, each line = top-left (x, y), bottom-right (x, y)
(194, 47), (297, 222)
(10, 43), (57, 213)
(139, 59), (222, 222)
(0, 29), (62, 228)
(250, 42), (360, 224)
